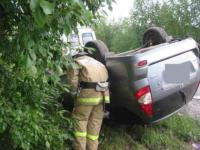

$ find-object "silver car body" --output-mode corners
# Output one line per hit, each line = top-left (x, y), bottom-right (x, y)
(106, 38), (200, 123)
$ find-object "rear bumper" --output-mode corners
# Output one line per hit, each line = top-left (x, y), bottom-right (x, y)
(151, 107), (183, 123)
(151, 92), (186, 122)
(109, 86), (197, 124)
(149, 81), (199, 123)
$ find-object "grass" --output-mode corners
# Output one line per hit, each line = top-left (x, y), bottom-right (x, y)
(99, 114), (200, 150)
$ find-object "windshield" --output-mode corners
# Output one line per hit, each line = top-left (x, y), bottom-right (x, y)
(82, 33), (94, 45)
(70, 34), (80, 47)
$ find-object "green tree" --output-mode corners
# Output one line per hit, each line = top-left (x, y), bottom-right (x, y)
(95, 0), (200, 53)
(95, 19), (141, 53)
(131, 0), (200, 41)
(0, 0), (112, 150)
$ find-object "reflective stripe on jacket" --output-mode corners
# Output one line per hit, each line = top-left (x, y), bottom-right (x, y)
(77, 95), (110, 105)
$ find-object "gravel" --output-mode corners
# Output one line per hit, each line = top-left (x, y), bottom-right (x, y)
(180, 86), (200, 120)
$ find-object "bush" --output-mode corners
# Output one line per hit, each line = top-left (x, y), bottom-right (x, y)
(0, 0), (112, 149)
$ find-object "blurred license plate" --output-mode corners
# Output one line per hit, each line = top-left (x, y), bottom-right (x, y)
(163, 62), (191, 84)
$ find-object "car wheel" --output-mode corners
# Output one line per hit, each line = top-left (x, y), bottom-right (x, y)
(84, 40), (109, 64)
(143, 27), (172, 47)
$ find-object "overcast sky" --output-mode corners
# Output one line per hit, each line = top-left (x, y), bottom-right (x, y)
(106, 0), (135, 21)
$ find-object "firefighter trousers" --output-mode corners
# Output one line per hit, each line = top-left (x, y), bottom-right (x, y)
(72, 103), (103, 150)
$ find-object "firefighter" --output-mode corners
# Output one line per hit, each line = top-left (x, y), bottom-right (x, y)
(66, 51), (110, 150)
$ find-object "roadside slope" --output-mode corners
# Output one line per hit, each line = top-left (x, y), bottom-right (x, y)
(99, 115), (200, 150)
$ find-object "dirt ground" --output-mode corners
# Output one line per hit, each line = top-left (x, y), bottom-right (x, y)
(180, 86), (200, 120)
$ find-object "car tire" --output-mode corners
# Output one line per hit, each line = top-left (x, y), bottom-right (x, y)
(84, 40), (109, 64)
(143, 27), (172, 47)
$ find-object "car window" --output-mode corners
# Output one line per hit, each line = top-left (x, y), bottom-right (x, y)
(82, 33), (93, 45)
(70, 34), (80, 47)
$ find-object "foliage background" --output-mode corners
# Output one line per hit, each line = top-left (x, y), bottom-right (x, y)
(0, 0), (111, 149)
(95, 0), (200, 53)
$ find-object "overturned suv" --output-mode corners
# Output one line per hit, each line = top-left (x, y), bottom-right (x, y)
(62, 27), (200, 124)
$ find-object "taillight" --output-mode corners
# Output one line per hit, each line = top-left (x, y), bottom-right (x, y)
(135, 86), (153, 117)
(137, 60), (147, 67)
